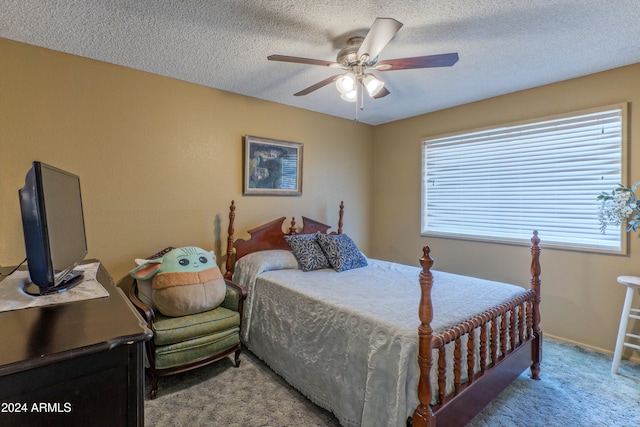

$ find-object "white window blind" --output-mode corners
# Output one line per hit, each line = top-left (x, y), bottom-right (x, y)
(422, 106), (625, 252)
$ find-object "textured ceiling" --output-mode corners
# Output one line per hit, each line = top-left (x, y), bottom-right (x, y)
(2, 1), (640, 125)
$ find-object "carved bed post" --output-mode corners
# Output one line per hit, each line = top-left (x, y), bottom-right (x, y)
(412, 246), (436, 427)
(337, 201), (344, 234)
(530, 230), (542, 380)
(224, 200), (236, 280)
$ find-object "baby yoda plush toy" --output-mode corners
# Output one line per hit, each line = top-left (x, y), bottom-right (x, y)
(129, 246), (226, 317)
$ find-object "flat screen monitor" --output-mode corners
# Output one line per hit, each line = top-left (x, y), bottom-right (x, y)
(19, 161), (88, 296)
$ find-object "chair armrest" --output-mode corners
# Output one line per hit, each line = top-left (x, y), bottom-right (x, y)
(128, 280), (156, 324)
(221, 279), (247, 313)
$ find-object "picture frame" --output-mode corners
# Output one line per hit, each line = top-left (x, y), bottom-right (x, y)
(243, 135), (303, 196)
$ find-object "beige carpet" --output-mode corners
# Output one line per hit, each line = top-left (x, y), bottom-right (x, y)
(144, 338), (640, 426)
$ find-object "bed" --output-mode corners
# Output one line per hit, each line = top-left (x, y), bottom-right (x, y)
(223, 201), (542, 427)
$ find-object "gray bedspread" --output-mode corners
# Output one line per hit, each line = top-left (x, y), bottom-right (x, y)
(233, 250), (527, 427)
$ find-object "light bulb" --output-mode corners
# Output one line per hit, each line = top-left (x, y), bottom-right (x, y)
(363, 74), (384, 97)
(340, 89), (357, 102)
(336, 72), (356, 94)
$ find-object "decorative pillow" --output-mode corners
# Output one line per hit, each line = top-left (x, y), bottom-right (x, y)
(284, 234), (332, 272)
(315, 233), (368, 272)
(129, 246), (226, 317)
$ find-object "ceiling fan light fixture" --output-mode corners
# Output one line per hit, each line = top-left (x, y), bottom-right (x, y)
(363, 74), (384, 97)
(335, 72), (356, 94)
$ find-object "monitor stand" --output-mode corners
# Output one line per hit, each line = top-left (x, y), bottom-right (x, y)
(24, 271), (84, 296)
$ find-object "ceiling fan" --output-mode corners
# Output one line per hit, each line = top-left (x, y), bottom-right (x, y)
(268, 17), (459, 109)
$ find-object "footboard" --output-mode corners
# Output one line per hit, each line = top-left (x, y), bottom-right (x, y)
(411, 232), (542, 427)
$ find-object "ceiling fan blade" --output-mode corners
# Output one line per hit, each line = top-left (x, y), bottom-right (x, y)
(372, 86), (390, 99)
(377, 52), (459, 71)
(268, 54), (341, 68)
(356, 17), (403, 63)
(294, 75), (341, 96)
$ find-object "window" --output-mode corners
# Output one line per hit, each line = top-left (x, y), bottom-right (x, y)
(421, 105), (627, 252)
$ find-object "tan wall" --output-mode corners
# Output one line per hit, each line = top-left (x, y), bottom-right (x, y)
(4, 35), (639, 357)
(0, 38), (373, 283)
(372, 63), (640, 355)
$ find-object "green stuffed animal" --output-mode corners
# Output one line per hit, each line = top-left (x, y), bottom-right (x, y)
(129, 246), (226, 317)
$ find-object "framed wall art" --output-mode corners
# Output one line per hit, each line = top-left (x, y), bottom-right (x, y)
(243, 135), (303, 196)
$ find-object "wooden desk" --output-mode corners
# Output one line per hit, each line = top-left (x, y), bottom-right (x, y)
(0, 262), (152, 426)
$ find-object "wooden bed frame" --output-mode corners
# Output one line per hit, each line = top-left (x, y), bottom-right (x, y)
(223, 200), (542, 427)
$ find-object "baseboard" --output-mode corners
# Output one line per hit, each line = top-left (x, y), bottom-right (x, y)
(545, 333), (640, 364)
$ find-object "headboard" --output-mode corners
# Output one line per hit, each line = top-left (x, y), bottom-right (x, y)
(224, 200), (344, 279)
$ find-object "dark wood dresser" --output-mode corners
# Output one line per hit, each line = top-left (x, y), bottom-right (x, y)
(0, 262), (152, 426)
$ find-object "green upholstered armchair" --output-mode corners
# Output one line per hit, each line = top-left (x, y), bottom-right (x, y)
(128, 276), (247, 399)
